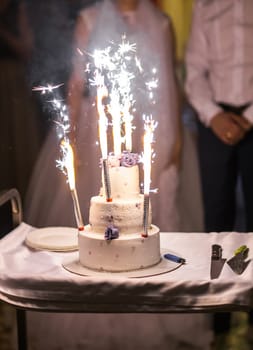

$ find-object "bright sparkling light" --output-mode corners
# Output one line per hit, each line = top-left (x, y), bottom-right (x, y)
(96, 79), (109, 159)
(32, 83), (64, 94)
(87, 36), (139, 156)
(32, 83), (72, 177)
(143, 115), (157, 195)
(57, 140), (75, 190)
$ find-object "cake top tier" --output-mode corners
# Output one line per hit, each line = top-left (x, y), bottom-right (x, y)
(101, 164), (140, 200)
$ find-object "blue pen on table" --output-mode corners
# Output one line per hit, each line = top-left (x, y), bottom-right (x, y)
(164, 253), (186, 264)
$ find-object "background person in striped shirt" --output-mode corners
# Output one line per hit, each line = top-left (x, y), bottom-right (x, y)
(185, 0), (253, 345)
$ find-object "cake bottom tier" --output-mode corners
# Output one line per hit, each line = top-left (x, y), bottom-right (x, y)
(78, 225), (160, 272)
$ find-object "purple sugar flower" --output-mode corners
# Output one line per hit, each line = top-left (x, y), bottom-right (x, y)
(104, 224), (119, 240)
(120, 151), (139, 167)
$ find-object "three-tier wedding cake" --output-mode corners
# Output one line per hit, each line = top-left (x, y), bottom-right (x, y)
(78, 153), (160, 272)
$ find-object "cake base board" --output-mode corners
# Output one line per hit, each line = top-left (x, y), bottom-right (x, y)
(62, 249), (183, 278)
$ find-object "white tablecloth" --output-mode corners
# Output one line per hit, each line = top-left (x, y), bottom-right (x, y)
(0, 223), (252, 313)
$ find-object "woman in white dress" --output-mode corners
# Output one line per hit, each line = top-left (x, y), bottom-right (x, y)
(24, 1), (211, 349)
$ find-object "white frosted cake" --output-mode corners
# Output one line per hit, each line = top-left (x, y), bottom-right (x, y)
(78, 154), (161, 272)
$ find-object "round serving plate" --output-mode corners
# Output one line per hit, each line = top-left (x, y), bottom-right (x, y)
(25, 227), (78, 252)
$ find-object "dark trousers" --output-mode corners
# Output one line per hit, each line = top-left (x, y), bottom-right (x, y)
(198, 104), (253, 233)
(198, 103), (253, 333)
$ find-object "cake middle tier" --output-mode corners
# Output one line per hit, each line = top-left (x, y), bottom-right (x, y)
(89, 194), (152, 234)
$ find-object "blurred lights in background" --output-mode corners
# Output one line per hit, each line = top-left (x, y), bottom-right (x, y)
(156, 0), (194, 62)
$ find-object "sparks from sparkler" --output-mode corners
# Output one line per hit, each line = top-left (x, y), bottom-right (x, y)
(57, 140), (84, 230)
(84, 36), (158, 149)
(33, 83), (84, 229)
(57, 140), (75, 189)
(87, 36), (138, 156)
(32, 83), (64, 94)
(33, 83), (70, 140)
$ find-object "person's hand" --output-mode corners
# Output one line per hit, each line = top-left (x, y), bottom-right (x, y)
(210, 112), (246, 145)
(229, 113), (253, 132)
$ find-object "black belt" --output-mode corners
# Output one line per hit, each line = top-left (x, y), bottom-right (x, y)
(217, 102), (250, 116)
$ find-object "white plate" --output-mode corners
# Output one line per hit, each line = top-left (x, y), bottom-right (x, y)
(25, 227), (78, 252)
(62, 249), (184, 278)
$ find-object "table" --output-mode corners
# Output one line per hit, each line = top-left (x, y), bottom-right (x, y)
(1, 223), (253, 315)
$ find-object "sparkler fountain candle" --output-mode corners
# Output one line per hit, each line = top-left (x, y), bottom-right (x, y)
(96, 80), (112, 202)
(89, 40), (137, 201)
(60, 141), (84, 231)
(122, 100), (133, 152)
(33, 84), (85, 230)
(108, 90), (122, 156)
(142, 116), (157, 237)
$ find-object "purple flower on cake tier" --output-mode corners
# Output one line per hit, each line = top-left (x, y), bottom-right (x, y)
(120, 151), (139, 167)
(104, 224), (119, 240)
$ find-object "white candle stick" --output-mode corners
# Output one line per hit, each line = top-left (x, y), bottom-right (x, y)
(102, 159), (112, 202)
(143, 194), (150, 237)
(71, 188), (84, 230)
